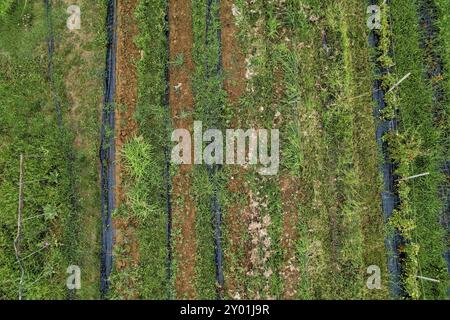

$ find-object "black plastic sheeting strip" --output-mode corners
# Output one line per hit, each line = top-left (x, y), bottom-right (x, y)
(100, 0), (117, 298)
(44, 0), (79, 300)
(442, 161), (450, 297)
(417, 0), (450, 296)
(163, 0), (173, 299)
(368, 0), (404, 298)
(205, 0), (225, 299)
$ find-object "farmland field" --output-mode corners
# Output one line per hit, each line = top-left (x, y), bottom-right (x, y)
(0, 0), (448, 301)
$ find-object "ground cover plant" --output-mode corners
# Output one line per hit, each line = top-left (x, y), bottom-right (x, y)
(0, 0), (448, 300)
(0, 0), (105, 299)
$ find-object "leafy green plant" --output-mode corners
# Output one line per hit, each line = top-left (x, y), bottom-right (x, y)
(0, 0), (14, 19)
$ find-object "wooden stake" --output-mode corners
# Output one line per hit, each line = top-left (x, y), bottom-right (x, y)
(387, 72), (412, 94)
(400, 172), (430, 181)
(416, 275), (440, 283)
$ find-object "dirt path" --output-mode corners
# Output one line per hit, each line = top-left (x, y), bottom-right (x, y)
(115, 0), (139, 207)
(112, 0), (140, 297)
(280, 176), (302, 299)
(221, 0), (245, 105)
(169, 0), (197, 299)
(56, 0), (105, 298)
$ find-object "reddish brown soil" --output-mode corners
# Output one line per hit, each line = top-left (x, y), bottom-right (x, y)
(113, 0), (140, 295)
(280, 176), (303, 299)
(169, 0), (197, 299)
(221, 0), (246, 105)
(115, 0), (139, 208)
(224, 174), (252, 298)
(113, 217), (140, 299)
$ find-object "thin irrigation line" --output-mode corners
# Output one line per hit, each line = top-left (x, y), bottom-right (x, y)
(15, 244), (50, 264)
(285, 72), (413, 106)
(14, 154), (25, 300)
(22, 271), (49, 289)
(204, 0), (224, 299)
(21, 1), (28, 16)
(387, 72), (412, 94)
(348, 73), (412, 102)
(14, 178), (50, 185)
(163, 0), (173, 300)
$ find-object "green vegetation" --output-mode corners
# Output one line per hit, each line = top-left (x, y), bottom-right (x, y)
(191, 0), (227, 299)
(52, 0), (106, 299)
(219, 0), (389, 299)
(1, 0), (447, 301)
(0, 0), (14, 19)
(0, 0), (105, 299)
(109, 0), (170, 299)
(376, 0), (448, 299)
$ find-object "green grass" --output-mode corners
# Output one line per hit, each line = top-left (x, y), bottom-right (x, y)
(110, 136), (168, 299)
(191, 0), (227, 299)
(0, 0), (14, 19)
(109, 0), (170, 300)
(378, 0), (448, 299)
(2, 0), (446, 301)
(52, 0), (106, 300)
(0, 0), (105, 299)
(221, 0), (390, 299)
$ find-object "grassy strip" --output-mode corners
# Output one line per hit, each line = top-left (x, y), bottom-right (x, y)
(333, 0), (387, 298)
(434, 0), (450, 104)
(434, 0), (450, 295)
(380, 0), (448, 299)
(0, 1), (85, 299)
(50, 0), (106, 299)
(278, 0), (389, 299)
(320, 0), (366, 297)
(275, 0), (333, 298)
(109, 0), (170, 300)
(191, 0), (227, 299)
(223, 0), (284, 299)
(223, 0), (385, 299)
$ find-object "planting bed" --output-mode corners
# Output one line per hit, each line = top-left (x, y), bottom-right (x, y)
(0, 0), (448, 300)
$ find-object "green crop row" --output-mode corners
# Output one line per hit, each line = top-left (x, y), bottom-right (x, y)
(52, 0), (106, 300)
(191, 0), (227, 299)
(377, 0), (448, 299)
(109, 0), (170, 300)
(215, 0), (390, 299)
(0, 0), (105, 299)
(270, 0), (391, 299)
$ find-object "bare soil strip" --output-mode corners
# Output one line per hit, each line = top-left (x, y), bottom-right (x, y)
(169, 0), (197, 299)
(112, 0), (140, 298)
(280, 176), (302, 299)
(221, 0), (245, 104)
(115, 0), (139, 208)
